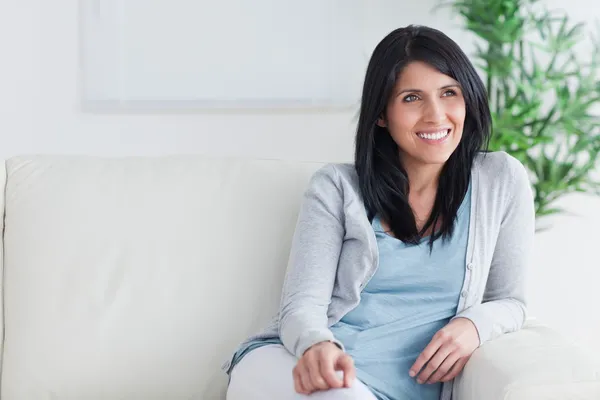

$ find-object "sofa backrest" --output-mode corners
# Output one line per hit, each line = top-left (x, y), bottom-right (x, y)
(1, 155), (323, 399)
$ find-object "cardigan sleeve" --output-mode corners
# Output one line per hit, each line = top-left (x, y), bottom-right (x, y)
(278, 164), (346, 357)
(454, 154), (536, 345)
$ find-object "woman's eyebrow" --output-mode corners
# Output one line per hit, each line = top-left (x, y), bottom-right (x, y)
(396, 84), (461, 95)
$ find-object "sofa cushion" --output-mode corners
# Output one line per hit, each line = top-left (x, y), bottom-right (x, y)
(454, 320), (600, 399)
(1, 155), (322, 399)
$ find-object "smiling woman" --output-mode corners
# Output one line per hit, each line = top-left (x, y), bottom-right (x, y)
(356, 27), (491, 247)
(224, 25), (535, 400)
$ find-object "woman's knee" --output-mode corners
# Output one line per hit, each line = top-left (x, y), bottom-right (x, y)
(226, 344), (377, 400)
(308, 385), (378, 400)
(226, 345), (298, 400)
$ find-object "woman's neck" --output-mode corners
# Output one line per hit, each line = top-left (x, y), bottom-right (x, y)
(404, 162), (443, 195)
(403, 162), (443, 234)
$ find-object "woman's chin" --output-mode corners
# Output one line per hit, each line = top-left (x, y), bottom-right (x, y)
(415, 152), (455, 166)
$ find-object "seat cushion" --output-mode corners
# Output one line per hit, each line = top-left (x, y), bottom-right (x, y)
(454, 320), (600, 400)
(1, 155), (323, 399)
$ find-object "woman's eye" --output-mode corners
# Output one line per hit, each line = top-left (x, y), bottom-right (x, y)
(403, 94), (419, 102)
(443, 89), (457, 97)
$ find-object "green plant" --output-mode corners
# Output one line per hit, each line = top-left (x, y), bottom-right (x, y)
(442, 0), (600, 225)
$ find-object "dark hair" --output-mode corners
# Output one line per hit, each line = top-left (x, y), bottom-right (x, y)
(354, 25), (491, 248)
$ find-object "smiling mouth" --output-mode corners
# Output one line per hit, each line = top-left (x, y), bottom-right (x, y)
(416, 129), (451, 141)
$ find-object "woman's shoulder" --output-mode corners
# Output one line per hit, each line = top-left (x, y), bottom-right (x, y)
(473, 151), (532, 199)
(306, 163), (362, 205)
(313, 162), (357, 177)
(474, 151), (528, 180)
(311, 163), (360, 189)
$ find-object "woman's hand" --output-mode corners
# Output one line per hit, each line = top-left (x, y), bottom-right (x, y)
(409, 317), (479, 384)
(293, 341), (356, 395)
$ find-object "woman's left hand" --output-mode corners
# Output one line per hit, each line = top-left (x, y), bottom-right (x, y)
(409, 317), (480, 384)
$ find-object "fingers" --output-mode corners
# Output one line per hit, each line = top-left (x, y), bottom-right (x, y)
(410, 334), (443, 378)
(416, 343), (454, 384)
(293, 341), (352, 395)
(425, 352), (461, 384)
(440, 357), (469, 382)
(335, 354), (356, 388)
(410, 319), (479, 385)
(292, 366), (304, 393)
(306, 351), (330, 391)
(319, 353), (344, 389)
(293, 363), (310, 394)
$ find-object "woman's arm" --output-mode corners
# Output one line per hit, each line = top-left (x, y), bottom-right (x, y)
(454, 154), (536, 346)
(278, 164), (346, 358)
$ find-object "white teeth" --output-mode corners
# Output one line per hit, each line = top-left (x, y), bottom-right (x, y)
(417, 130), (449, 140)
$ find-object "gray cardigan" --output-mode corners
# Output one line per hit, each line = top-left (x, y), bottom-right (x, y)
(223, 151), (535, 400)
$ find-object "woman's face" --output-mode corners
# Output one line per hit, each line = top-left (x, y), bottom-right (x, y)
(378, 61), (466, 170)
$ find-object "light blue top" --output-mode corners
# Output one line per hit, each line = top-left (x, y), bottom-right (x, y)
(330, 185), (471, 400)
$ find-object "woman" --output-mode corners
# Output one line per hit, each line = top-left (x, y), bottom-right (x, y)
(223, 25), (535, 400)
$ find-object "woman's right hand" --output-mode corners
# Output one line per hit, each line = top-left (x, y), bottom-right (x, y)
(292, 341), (356, 395)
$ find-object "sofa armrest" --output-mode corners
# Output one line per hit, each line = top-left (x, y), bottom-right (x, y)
(454, 320), (600, 400)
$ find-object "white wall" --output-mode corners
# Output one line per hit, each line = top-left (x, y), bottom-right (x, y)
(1, 0), (599, 360)
(0, 0), (473, 162)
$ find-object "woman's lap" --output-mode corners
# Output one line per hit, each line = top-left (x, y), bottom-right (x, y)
(226, 344), (378, 400)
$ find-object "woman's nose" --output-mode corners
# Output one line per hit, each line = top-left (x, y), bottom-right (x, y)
(423, 100), (445, 124)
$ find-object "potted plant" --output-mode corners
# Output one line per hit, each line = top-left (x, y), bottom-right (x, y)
(442, 0), (600, 229)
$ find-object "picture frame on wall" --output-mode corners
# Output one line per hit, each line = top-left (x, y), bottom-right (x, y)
(79, 0), (368, 112)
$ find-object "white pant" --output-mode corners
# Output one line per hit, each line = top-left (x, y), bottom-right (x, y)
(226, 344), (378, 400)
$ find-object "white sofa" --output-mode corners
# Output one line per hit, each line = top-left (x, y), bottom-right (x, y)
(0, 154), (598, 400)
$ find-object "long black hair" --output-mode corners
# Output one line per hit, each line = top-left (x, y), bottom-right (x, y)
(355, 25), (491, 248)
